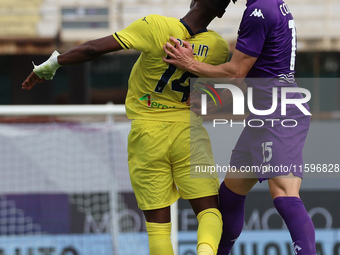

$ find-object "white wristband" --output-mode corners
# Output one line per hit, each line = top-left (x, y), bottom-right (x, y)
(33, 50), (62, 80)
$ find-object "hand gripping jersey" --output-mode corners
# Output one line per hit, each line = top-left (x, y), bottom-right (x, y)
(113, 14), (229, 122)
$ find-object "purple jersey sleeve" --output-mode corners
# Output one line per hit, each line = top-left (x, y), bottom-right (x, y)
(236, 0), (296, 78)
(236, 6), (271, 58)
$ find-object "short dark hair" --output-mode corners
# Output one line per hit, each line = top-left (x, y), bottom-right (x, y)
(215, 0), (237, 10)
(212, 0), (237, 18)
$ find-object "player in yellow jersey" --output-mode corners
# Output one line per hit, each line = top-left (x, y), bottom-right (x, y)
(22, 0), (234, 254)
(113, 14), (229, 122)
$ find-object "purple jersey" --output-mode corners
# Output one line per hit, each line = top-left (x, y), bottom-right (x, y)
(229, 0), (311, 181)
(236, 0), (309, 118)
(236, 0), (296, 79)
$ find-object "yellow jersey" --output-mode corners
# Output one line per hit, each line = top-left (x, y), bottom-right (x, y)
(113, 14), (229, 122)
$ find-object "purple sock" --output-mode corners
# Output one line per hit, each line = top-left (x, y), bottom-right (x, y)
(274, 196), (316, 255)
(217, 182), (246, 255)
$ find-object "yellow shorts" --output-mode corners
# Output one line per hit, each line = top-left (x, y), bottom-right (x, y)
(127, 119), (219, 210)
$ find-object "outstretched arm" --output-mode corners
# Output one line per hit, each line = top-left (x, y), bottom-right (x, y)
(57, 35), (123, 65)
(163, 36), (257, 78)
(22, 35), (123, 90)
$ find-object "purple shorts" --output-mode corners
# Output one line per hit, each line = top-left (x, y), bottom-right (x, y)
(229, 115), (311, 182)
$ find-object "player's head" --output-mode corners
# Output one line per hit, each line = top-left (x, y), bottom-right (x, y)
(192, 0), (237, 18)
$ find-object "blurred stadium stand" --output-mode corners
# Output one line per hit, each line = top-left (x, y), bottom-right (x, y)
(0, 0), (339, 109)
(1, 0), (340, 51)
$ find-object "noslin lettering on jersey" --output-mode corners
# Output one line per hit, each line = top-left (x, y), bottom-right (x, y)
(250, 8), (265, 19)
(192, 44), (209, 57)
(175, 38), (209, 58)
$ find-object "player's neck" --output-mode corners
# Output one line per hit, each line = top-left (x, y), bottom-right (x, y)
(182, 9), (214, 34)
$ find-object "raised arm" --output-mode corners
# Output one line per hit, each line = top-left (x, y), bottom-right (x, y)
(22, 35), (123, 90)
(163, 36), (257, 78)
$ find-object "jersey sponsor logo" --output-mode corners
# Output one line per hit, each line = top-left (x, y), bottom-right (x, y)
(292, 242), (302, 254)
(139, 93), (175, 109)
(139, 93), (153, 107)
(250, 8), (265, 19)
(150, 102), (176, 109)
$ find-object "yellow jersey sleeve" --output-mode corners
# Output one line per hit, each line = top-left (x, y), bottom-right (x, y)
(113, 15), (158, 52)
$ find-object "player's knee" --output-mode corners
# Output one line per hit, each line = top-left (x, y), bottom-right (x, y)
(189, 195), (219, 216)
(146, 221), (172, 236)
(146, 222), (174, 255)
(268, 175), (301, 199)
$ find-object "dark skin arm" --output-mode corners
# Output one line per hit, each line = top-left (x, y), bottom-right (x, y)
(22, 35), (123, 90)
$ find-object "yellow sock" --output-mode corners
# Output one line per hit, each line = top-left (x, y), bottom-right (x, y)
(197, 243), (214, 255)
(197, 208), (223, 255)
(145, 221), (174, 255)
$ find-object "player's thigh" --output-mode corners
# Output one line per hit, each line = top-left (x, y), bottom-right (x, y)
(227, 128), (259, 195)
(143, 206), (171, 223)
(223, 173), (258, 196)
(247, 117), (309, 181)
(172, 123), (220, 200)
(128, 120), (180, 210)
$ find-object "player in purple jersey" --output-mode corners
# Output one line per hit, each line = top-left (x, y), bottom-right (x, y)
(163, 0), (316, 254)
